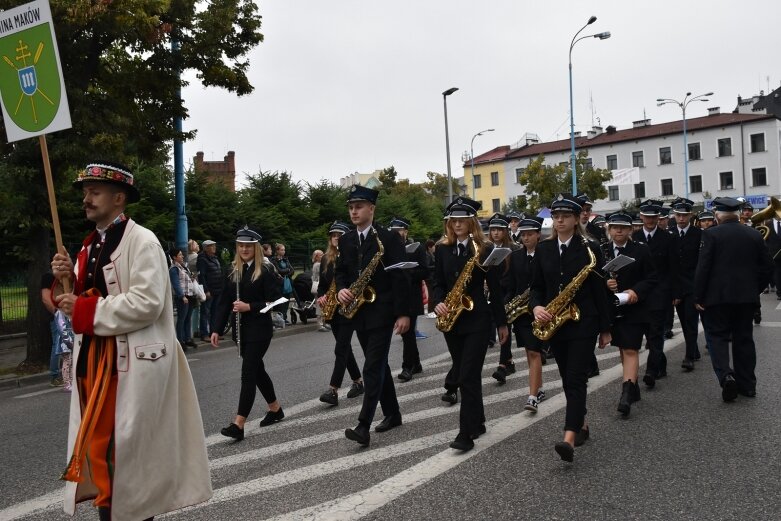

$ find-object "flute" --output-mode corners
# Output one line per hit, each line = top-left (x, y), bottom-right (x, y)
(235, 265), (241, 357)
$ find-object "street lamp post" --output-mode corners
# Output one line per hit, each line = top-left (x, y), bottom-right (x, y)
(470, 128), (495, 199)
(568, 16), (611, 195)
(657, 92), (713, 199)
(443, 87), (459, 203)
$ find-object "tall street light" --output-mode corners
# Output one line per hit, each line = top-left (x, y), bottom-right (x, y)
(569, 15), (611, 195)
(443, 87), (459, 203)
(470, 128), (495, 199)
(657, 91), (713, 199)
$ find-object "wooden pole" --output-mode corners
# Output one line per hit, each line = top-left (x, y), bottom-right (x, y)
(39, 134), (71, 293)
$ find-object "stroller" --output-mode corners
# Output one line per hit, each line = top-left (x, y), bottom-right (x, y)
(289, 272), (318, 324)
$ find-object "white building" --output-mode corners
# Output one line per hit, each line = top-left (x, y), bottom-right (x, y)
(503, 109), (781, 213)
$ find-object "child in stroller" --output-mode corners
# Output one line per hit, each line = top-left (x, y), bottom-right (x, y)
(289, 272), (318, 324)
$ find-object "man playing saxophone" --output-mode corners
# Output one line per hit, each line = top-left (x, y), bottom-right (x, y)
(530, 193), (611, 463)
(431, 197), (508, 452)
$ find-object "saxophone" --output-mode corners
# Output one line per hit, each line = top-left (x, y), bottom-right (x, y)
(436, 235), (479, 332)
(505, 288), (530, 324)
(532, 237), (597, 341)
(339, 233), (384, 319)
(321, 279), (339, 321)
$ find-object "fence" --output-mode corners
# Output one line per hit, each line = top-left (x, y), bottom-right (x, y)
(0, 272), (28, 334)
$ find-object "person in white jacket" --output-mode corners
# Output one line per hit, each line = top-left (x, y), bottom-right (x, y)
(52, 161), (212, 521)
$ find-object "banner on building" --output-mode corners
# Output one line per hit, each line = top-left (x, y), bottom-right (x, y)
(704, 194), (768, 210)
(607, 167), (640, 186)
(0, 0), (71, 143)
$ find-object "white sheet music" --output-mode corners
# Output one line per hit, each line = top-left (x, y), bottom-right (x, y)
(603, 254), (635, 273)
(260, 297), (289, 314)
(405, 242), (420, 253)
(481, 247), (512, 267)
(384, 261), (419, 271)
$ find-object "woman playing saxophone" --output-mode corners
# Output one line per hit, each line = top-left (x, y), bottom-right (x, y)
(529, 194), (611, 463)
(431, 197), (508, 452)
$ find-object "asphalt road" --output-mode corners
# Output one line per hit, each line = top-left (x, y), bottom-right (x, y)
(1, 295), (780, 520)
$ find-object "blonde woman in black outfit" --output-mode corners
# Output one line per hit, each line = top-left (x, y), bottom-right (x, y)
(316, 221), (364, 406)
(432, 198), (508, 452)
(529, 194), (611, 462)
(212, 227), (285, 441)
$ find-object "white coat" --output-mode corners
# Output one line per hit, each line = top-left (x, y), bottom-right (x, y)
(64, 220), (212, 520)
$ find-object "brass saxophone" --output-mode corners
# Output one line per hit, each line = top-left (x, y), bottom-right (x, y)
(321, 279), (339, 321)
(505, 288), (530, 324)
(339, 233), (384, 319)
(532, 237), (597, 341)
(436, 235), (479, 332)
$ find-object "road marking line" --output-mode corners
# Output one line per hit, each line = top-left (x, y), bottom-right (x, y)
(13, 388), (62, 399)
(759, 321), (781, 327)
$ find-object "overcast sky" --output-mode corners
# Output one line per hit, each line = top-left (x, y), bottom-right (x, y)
(181, 0), (781, 188)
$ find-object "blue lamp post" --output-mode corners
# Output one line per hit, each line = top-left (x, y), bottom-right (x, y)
(470, 128), (495, 199)
(657, 92), (713, 199)
(569, 16), (611, 194)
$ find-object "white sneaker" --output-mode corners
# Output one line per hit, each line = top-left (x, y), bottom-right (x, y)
(537, 389), (546, 402)
(524, 396), (538, 413)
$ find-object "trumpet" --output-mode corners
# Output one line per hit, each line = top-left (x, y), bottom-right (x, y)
(750, 196), (781, 240)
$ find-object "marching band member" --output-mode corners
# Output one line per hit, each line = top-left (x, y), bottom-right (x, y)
(432, 198), (508, 452)
(336, 185), (411, 447)
(507, 216), (547, 412)
(508, 211), (524, 244)
(602, 212), (657, 417)
(212, 226), (285, 441)
(697, 210), (716, 230)
(576, 193), (603, 379)
(530, 193), (611, 462)
(316, 221), (364, 406)
(670, 197), (702, 371)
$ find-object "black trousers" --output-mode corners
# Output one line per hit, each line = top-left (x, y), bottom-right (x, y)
(355, 325), (399, 426)
(774, 261), (781, 296)
(400, 315), (421, 370)
(329, 319), (361, 388)
(443, 328), (490, 437)
(238, 337), (276, 417)
(703, 304), (756, 391)
(664, 302), (674, 333)
(675, 294), (700, 360)
(644, 309), (667, 377)
(550, 336), (593, 433)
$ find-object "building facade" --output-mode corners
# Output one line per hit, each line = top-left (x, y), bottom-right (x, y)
(194, 151), (236, 192)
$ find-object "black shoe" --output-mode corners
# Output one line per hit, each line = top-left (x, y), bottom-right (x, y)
(643, 373), (656, 389)
(681, 358), (694, 372)
(346, 381), (364, 398)
(220, 422), (244, 441)
(664, 330), (674, 339)
(587, 367), (600, 379)
(185, 339), (197, 348)
(375, 413), (402, 433)
(693, 352), (701, 361)
(505, 361), (516, 374)
(657, 370), (668, 379)
(753, 310), (762, 325)
(721, 375), (738, 402)
(617, 381), (632, 417)
(345, 424), (370, 446)
(412, 364), (423, 375)
(470, 424), (487, 440)
(492, 366), (507, 384)
(449, 433), (475, 452)
(574, 426), (590, 447)
(319, 388), (338, 406)
(259, 408), (285, 426)
(398, 368), (413, 382)
(441, 390), (458, 405)
(630, 381), (641, 403)
(555, 441), (574, 462)
(737, 388), (756, 398)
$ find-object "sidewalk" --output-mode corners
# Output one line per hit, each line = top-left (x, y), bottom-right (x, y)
(0, 321), (319, 391)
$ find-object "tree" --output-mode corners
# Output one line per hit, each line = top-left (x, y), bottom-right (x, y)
(422, 171), (460, 204)
(378, 166), (398, 189)
(185, 167), (239, 244)
(0, 0), (264, 368)
(517, 151), (612, 212)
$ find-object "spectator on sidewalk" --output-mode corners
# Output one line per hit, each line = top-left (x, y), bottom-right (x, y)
(40, 272), (62, 386)
(170, 247), (196, 349)
(271, 243), (294, 325)
(197, 239), (223, 341)
(188, 239), (201, 341)
(311, 249), (328, 331)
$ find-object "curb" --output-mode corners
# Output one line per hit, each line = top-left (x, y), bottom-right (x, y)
(0, 322), (319, 391)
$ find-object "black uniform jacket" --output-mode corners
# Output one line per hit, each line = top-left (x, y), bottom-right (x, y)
(317, 257), (336, 298)
(430, 240), (507, 334)
(764, 219), (781, 262)
(694, 221), (774, 306)
(632, 227), (680, 309)
(335, 225), (411, 330)
(602, 240), (658, 324)
(506, 246), (535, 329)
(673, 226), (701, 297)
(529, 236), (611, 341)
(213, 261), (283, 343)
(404, 239), (429, 317)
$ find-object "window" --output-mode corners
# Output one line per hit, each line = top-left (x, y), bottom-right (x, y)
(752, 167), (767, 187)
(490, 171), (499, 186)
(473, 174), (481, 189)
(492, 198), (500, 212)
(608, 185), (619, 201)
(717, 138), (732, 157)
(584, 158), (593, 171)
(719, 171), (733, 190)
(606, 154), (618, 170)
(689, 175), (702, 193)
(515, 167), (525, 184)
(661, 178), (673, 196)
(634, 182), (645, 199)
(688, 142), (701, 160)
(632, 151), (644, 168)
(659, 147), (672, 165)
(750, 133), (766, 153)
